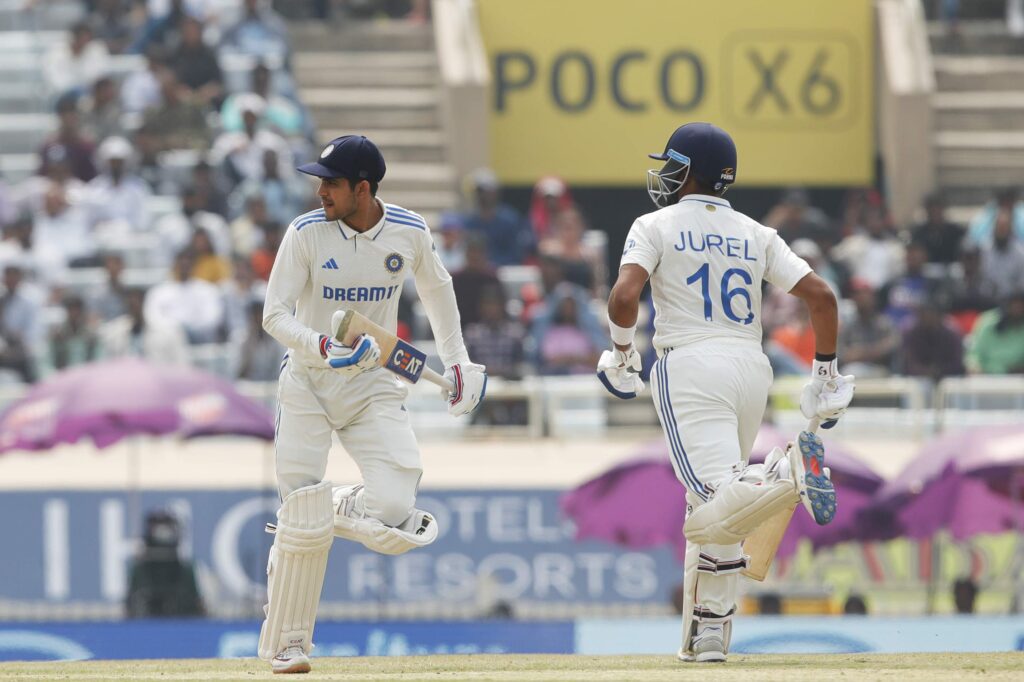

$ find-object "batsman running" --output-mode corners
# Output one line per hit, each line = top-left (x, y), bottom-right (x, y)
(259, 135), (486, 674)
(599, 123), (855, 663)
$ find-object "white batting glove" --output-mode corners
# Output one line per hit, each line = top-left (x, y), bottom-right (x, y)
(596, 347), (644, 399)
(800, 358), (855, 428)
(323, 333), (381, 376)
(443, 362), (487, 417)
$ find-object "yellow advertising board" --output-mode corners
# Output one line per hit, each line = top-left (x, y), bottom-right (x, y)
(477, 0), (874, 186)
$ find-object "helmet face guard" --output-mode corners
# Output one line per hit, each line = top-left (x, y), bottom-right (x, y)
(646, 149), (690, 208)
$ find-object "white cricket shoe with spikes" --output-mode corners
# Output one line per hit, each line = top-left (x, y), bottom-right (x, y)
(271, 646), (311, 674)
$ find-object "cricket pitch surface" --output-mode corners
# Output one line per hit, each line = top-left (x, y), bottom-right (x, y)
(1, 653), (1021, 681)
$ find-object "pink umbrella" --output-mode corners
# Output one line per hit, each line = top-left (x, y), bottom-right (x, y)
(562, 423), (881, 562)
(0, 357), (274, 452)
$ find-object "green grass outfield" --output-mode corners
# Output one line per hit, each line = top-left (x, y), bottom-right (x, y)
(0, 653), (1022, 681)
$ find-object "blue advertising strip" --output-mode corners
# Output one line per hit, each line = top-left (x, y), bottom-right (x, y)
(0, 490), (681, 605)
(0, 620), (576, 662)
(576, 616), (1024, 654)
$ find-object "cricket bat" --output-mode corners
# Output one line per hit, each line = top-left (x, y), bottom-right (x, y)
(333, 308), (454, 392)
(741, 418), (820, 581)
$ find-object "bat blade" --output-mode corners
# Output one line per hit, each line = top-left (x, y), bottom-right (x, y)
(333, 309), (453, 391)
(741, 502), (796, 581)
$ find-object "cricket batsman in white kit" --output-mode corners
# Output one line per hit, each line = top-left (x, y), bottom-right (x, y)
(258, 135), (486, 673)
(598, 123), (855, 663)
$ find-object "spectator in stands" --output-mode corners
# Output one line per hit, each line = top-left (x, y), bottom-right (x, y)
(529, 176), (573, 240)
(539, 206), (603, 295)
(144, 249), (225, 343)
(250, 222), (283, 280)
(171, 15), (224, 109)
(221, 0), (291, 64)
(535, 288), (600, 375)
(901, 298), (964, 381)
(44, 295), (101, 374)
(121, 45), (167, 115)
(187, 160), (229, 218)
(189, 227), (231, 283)
(463, 168), (534, 267)
(966, 290), (1024, 374)
(968, 187), (1024, 247)
(947, 246), (998, 335)
(133, 124), (177, 195)
(434, 212), (467, 272)
(99, 286), (190, 363)
(43, 20), (111, 97)
(229, 193), (271, 256)
(91, 252), (130, 322)
(880, 240), (942, 329)
(529, 257), (605, 356)
(0, 265), (42, 383)
(221, 254), (262, 341)
(89, 0), (136, 54)
(32, 182), (98, 270)
(0, 174), (15, 230)
(908, 192), (964, 265)
(229, 149), (304, 225)
(80, 76), (126, 143)
(142, 70), (212, 151)
(979, 209), (1024, 300)
(0, 216), (36, 275)
(769, 305), (815, 370)
(85, 136), (151, 232)
(761, 238), (836, 338)
(38, 95), (98, 183)
(762, 187), (831, 243)
(451, 235), (502, 327)
(831, 203), (905, 290)
(838, 278), (900, 378)
(131, 0), (191, 54)
(210, 95), (293, 188)
(237, 301), (284, 381)
(464, 285), (526, 380)
(221, 62), (305, 138)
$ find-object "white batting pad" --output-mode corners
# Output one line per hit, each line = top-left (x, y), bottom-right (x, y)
(684, 458), (799, 545)
(258, 480), (334, 660)
(333, 485), (438, 555)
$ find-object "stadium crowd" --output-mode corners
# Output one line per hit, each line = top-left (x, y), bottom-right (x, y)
(0, 0), (1022, 390)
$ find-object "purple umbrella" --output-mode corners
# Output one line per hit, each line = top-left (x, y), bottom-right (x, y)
(562, 423), (882, 562)
(0, 357), (274, 453)
(874, 425), (1024, 540)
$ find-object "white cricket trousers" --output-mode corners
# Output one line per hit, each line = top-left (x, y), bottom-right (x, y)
(650, 338), (773, 616)
(275, 362), (423, 526)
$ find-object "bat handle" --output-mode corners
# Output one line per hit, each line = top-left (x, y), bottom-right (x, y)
(422, 367), (455, 394)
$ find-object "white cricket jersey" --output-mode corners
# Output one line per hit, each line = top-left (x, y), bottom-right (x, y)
(264, 199), (470, 369)
(620, 194), (811, 352)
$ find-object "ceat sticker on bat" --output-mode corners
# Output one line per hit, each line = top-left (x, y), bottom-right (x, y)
(386, 339), (427, 383)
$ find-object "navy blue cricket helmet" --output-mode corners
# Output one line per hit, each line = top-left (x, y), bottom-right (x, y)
(647, 122), (737, 208)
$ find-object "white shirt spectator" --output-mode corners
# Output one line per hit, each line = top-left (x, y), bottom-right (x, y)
(43, 34), (110, 96)
(144, 276), (225, 344)
(121, 69), (162, 115)
(31, 185), (96, 269)
(210, 128), (292, 185)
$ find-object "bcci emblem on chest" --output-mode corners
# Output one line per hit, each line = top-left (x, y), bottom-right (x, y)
(385, 253), (405, 274)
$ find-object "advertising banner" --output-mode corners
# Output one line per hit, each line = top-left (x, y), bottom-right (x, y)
(478, 0), (874, 186)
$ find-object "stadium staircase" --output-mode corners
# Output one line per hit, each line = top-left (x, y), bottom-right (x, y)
(289, 20), (459, 227)
(929, 1), (1024, 223)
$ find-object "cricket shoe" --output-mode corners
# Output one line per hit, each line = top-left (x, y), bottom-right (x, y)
(789, 430), (837, 525)
(271, 646), (311, 674)
(690, 624), (727, 663)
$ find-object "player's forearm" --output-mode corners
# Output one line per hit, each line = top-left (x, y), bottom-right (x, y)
(607, 278), (643, 351)
(419, 279), (471, 367)
(262, 305), (321, 358)
(805, 290), (839, 356)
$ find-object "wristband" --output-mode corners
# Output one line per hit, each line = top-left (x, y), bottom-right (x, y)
(811, 358), (838, 380)
(608, 318), (636, 346)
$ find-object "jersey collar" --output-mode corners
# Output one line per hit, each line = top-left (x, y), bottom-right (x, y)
(679, 194), (732, 208)
(336, 199), (387, 240)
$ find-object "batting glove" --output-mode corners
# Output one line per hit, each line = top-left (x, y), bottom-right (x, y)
(596, 347), (644, 399)
(443, 362), (487, 417)
(322, 333), (381, 376)
(800, 358), (855, 428)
